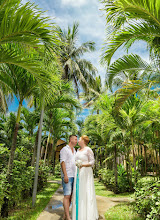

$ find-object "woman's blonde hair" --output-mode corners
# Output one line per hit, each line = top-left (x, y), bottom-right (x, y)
(81, 135), (89, 145)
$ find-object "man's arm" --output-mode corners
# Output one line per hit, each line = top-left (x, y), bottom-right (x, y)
(61, 161), (69, 183)
(60, 148), (69, 183)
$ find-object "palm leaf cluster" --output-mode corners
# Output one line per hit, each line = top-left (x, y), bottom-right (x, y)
(57, 22), (98, 96)
(101, 0), (160, 110)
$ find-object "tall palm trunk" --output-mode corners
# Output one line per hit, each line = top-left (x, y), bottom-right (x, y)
(31, 126), (39, 167)
(52, 144), (57, 175)
(8, 100), (23, 174)
(32, 102), (44, 206)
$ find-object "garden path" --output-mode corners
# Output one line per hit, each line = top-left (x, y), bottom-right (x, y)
(37, 180), (133, 220)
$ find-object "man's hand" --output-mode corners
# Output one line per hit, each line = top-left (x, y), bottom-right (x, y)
(64, 175), (69, 183)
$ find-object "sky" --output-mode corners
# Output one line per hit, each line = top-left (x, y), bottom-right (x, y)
(9, 0), (149, 117)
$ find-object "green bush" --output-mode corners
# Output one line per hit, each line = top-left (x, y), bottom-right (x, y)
(98, 168), (115, 190)
(9, 160), (35, 207)
(0, 171), (8, 211)
(0, 160), (50, 212)
(38, 160), (50, 191)
(98, 166), (133, 193)
(117, 164), (131, 193)
(0, 146), (9, 170)
(54, 162), (61, 178)
(134, 177), (160, 220)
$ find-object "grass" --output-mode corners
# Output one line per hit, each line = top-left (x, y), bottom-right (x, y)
(94, 179), (134, 198)
(4, 180), (60, 220)
(105, 202), (144, 220)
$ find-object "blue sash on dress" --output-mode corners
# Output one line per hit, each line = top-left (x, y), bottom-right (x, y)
(76, 167), (79, 220)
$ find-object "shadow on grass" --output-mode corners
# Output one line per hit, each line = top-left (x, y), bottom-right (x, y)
(94, 180), (134, 198)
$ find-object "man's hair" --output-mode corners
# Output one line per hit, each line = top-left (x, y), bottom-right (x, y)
(69, 135), (77, 142)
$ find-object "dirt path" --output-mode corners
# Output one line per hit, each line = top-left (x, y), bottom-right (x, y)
(37, 181), (133, 220)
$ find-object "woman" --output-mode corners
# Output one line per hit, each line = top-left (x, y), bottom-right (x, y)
(72, 135), (99, 220)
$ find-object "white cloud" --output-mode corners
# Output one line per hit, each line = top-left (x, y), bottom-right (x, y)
(61, 0), (86, 7)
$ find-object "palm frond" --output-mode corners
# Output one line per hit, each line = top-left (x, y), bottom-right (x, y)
(107, 53), (152, 88)
(113, 80), (149, 112)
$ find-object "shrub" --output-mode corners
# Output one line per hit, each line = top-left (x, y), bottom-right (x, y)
(9, 160), (35, 207)
(98, 168), (115, 191)
(0, 160), (50, 212)
(98, 166), (133, 193)
(54, 162), (61, 178)
(118, 164), (131, 193)
(38, 160), (50, 191)
(0, 171), (8, 211)
(134, 177), (160, 220)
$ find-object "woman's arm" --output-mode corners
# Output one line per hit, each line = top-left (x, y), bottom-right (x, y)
(81, 147), (95, 167)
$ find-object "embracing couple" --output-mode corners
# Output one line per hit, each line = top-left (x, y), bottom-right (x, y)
(60, 135), (99, 220)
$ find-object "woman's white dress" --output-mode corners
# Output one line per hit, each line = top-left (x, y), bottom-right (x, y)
(72, 147), (99, 220)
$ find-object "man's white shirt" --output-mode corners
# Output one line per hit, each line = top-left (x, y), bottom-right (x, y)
(60, 145), (76, 178)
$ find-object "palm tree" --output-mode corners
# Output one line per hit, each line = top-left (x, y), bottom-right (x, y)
(57, 22), (97, 96)
(0, 64), (47, 175)
(43, 108), (77, 174)
(117, 96), (147, 171)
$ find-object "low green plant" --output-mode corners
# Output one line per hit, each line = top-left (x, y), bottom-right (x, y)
(0, 160), (50, 214)
(118, 164), (130, 193)
(98, 168), (115, 190)
(54, 162), (61, 178)
(98, 166), (134, 193)
(134, 177), (160, 220)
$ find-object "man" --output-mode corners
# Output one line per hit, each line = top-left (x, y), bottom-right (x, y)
(60, 135), (77, 220)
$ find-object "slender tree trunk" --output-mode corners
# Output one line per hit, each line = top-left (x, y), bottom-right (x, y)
(126, 150), (129, 182)
(159, 146), (160, 175)
(49, 137), (54, 165)
(144, 145), (147, 175)
(44, 129), (51, 164)
(105, 147), (107, 168)
(31, 127), (39, 167)
(138, 144), (140, 171)
(52, 145), (57, 175)
(41, 146), (45, 159)
(99, 146), (102, 167)
(131, 129), (136, 171)
(32, 102), (44, 206)
(140, 145), (143, 175)
(114, 144), (118, 193)
(7, 100), (22, 174)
